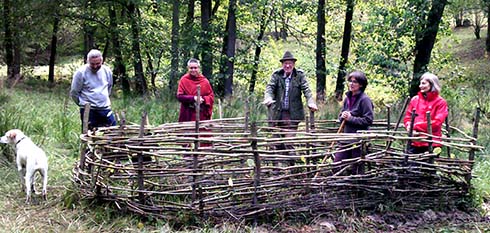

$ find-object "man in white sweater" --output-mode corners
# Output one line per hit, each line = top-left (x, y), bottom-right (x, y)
(70, 49), (116, 131)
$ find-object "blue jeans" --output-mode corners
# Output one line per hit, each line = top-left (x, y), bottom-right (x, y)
(80, 108), (116, 131)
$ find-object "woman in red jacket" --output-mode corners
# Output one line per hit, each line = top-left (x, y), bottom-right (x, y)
(404, 72), (448, 154)
(177, 58), (214, 122)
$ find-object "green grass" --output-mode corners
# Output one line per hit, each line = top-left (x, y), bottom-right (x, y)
(0, 27), (489, 232)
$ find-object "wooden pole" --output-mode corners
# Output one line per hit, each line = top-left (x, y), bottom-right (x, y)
(245, 95), (249, 132)
(465, 107), (480, 187)
(405, 109), (417, 164)
(82, 103), (90, 133)
(195, 85), (201, 139)
(309, 110), (315, 132)
(445, 116), (451, 158)
(192, 85), (203, 213)
(79, 103), (91, 171)
(468, 107), (480, 161)
(251, 123), (261, 223)
(119, 111), (126, 129)
(218, 98), (223, 119)
(359, 140), (366, 175)
(137, 111), (147, 204)
(386, 104), (391, 131)
(426, 111), (433, 153)
(385, 97), (410, 151)
(305, 113), (312, 172)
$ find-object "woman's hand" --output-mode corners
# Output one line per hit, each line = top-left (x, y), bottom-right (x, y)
(341, 111), (351, 120)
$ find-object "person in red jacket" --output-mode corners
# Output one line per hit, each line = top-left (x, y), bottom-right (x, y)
(404, 72), (448, 154)
(177, 58), (215, 122)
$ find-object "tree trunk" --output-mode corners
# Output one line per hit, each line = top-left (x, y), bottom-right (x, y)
(316, 0), (326, 103)
(128, 2), (147, 96)
(109, 4), (130, 95)
(3, 0), (15, 80)
(475, 27), (481, 40)
(170, 0), (180, 92)
(455, 10), (463, 27)
(102, 37), (110, 59)
(334, 0), (355, 101)
(212, 0), (221, 17)
(13, 41), (21, 80)
(83, 26), (96, 61)
(48, 8), (60, 85)
(201, 0), (213, 82)
(181, 0), (195, 70)
(145, 52), (156, 88)
(273, 14), (280, 41)
(249, 6), (274, 94)
(411, 0), (447, 97)
(487, 3), (490, 52)
(82, 0), (96, 62)
(219, 0), (237, 98)
(280, 9), (288, 40)
(474, 11), (481, 40)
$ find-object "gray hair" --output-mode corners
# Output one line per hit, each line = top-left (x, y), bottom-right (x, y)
(420, 72), (441, 92)
(86, 49), (103, 63)
(187, 58), (200, 67)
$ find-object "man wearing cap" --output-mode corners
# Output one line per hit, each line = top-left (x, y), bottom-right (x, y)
(263, 51), (318, 155)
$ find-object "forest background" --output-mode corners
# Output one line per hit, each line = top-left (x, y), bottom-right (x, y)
(1, 0), (490, 231)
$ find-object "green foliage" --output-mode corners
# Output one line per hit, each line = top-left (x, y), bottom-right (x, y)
(0, 92), (30, 161)
(113, 92), (181, 125)
(352, 0), (454, 98)
(473, 156), (490, 210)
(2, 1), (490, 231)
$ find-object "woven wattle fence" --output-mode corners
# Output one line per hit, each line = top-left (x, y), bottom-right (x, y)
(72, 114), (482, 220)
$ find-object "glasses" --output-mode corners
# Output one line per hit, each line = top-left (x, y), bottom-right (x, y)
(348, 79), (359, 84)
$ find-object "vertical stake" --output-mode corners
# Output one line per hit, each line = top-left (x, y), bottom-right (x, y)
(79, 103), (91, 171)
(251, 123), (261, 224)
(465, 107), (480, 187)
(137, 111), (147, 204)
(445, 116), (451, 158)
(468, 107), (480, 161)
(405, 109), (417, 164)
(426, 111), (433, 153)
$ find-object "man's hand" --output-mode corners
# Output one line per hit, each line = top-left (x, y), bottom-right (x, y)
(262, 98), (275, 107)
(308, 103), (318, 112)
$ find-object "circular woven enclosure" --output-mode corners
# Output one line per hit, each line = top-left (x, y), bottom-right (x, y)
(73, 117), (480, 220)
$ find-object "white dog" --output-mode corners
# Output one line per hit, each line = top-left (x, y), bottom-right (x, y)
(0, 129), (48, 203)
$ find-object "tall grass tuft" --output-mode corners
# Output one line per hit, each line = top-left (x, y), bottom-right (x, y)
(0, 92), (30, 162)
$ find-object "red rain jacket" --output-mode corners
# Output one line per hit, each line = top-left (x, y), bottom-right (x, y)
(404, 91), (448, 147)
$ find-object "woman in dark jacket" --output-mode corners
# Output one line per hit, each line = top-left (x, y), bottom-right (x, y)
(334, 71), (374, 168)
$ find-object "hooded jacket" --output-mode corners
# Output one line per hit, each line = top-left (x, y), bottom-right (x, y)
(404, 91), (448, 147)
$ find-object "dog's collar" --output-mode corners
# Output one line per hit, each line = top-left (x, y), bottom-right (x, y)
(15, 137), (26, 146)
